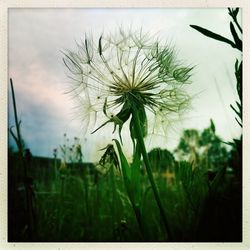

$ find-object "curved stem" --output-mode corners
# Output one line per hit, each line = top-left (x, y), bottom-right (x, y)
(131, 107), (173, 241)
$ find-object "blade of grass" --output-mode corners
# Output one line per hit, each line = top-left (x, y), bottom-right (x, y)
(113, 139), (144, 239)
(230, 22), (242, 51)
(190, 25), (237, 49)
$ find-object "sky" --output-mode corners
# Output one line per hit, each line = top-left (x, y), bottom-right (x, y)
(8, 8), (242, 162)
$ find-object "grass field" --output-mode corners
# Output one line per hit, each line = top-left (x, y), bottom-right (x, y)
(8, 133), (242, 242)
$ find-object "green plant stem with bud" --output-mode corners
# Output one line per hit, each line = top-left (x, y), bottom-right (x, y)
(131, 107), (172, 241)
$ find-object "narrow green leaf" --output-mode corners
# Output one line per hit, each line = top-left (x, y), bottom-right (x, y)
(190, 25), (236, 49)
(228, 8), (242, 33)
(91, 120), (110, 134)
(210, 119), (216, 133)
(234, 8), (239, 18)
(228, 8), (233, 16)
(113, 139), (131, 182)
(235, 117), (242, 127)
(131, 143), (142, 205)
(236, 101), (242, 113)
(230, 104), (241, 119)
(230, 22), (242, 51)
(236, 61), (242, 100)
(235, 59), (239, 72)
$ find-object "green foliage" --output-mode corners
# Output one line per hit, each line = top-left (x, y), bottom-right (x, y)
(190, 8), (242, 51)
(188, 10), (242, 240)
(175, 120), (229, 171)
(190, 7), (242, 185)
(190, 8), (242, 129)
(9, 134), (242, 242)
(230, 59), (242, 127)
(190, 24), (238, 50)
(148, 148), (175, 172)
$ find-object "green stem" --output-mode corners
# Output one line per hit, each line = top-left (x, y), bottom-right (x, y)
(10, 79), (24, 158)
(131, 107), (173, 241)
(10, 78), (34, 239)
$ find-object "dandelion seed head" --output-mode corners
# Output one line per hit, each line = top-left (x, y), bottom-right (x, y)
(63, 27), (193, 136)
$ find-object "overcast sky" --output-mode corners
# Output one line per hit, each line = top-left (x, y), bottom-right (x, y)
(8, 8), (242, 162)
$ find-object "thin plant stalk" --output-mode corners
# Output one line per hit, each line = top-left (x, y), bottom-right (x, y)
(131, 107), (172, 241)
(10, 79), (23, 158)
(9, 78), (34, 239)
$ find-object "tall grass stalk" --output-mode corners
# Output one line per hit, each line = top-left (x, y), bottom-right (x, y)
(9, 78), (35, 239)
(131, 107), (172, 240)
(10, 79), (23, 159)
